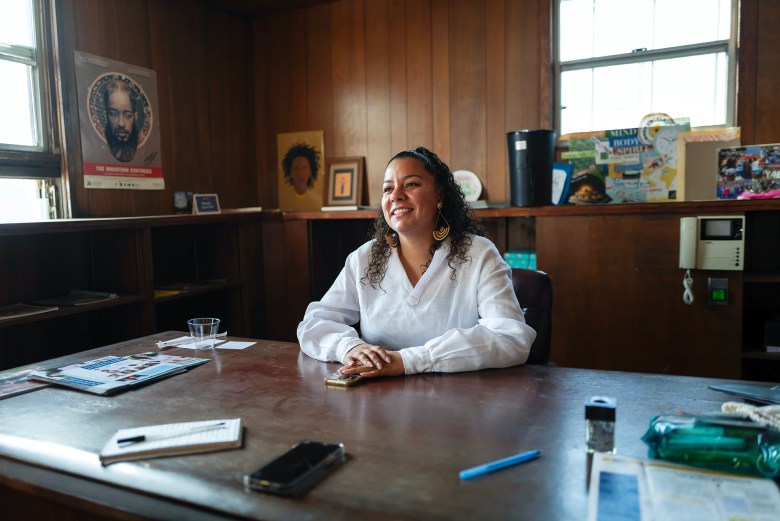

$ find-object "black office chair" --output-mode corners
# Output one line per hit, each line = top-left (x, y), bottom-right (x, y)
(511, 268), (552, 365)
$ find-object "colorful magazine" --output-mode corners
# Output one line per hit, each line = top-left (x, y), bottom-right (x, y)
(29, 352), (209, 396)
(0, 369), (50, 399)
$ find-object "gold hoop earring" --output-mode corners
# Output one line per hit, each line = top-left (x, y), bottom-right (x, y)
(433, 202), (450, 241)
(385, 228), (399, 248)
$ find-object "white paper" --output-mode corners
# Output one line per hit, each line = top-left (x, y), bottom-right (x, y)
(175, 339), (227, 350)
(216, 341), (255, 350)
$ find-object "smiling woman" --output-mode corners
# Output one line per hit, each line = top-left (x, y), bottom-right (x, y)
(297, 147), (537, 379)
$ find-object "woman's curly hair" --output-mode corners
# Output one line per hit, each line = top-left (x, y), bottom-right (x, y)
(361, 147), (482, 288)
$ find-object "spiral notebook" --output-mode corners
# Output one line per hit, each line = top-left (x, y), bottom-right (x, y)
(99, 418), (243, 465)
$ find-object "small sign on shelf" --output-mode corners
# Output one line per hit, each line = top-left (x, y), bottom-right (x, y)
(193, 194), (221, 214)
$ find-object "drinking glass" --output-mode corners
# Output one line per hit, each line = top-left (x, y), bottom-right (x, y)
(187, 317), (221, 349)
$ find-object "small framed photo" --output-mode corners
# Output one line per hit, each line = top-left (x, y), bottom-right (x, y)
(326, 157), (364, 207)
(192, 194), (221, 214)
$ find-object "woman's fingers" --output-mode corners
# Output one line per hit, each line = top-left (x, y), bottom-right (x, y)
(347, 344), (391, 369)
(339, 350), (403, 378)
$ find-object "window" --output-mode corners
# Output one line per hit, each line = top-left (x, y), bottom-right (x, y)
(0, 0), (62, 222)
(555, 0), (737, 136)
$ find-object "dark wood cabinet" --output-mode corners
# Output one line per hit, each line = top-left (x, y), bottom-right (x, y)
(0, 212), (264, 370)
(2, 203), (778, 380)
(262, 202), (780, 381)
(535, 202), (779, 381)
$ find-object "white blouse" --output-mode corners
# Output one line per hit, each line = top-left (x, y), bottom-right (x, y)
(297, 235), (536, 374)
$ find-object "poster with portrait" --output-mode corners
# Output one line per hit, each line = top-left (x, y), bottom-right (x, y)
(277, 130), (325, 210)
(75, 51), (164, 190)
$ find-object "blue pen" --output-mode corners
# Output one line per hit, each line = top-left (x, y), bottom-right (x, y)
(459, 449), (541, 480)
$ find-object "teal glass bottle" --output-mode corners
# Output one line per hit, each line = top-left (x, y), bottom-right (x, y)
(642, 414), (780, 478)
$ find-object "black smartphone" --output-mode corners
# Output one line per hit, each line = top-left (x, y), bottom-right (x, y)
(243, 441), (345, 496)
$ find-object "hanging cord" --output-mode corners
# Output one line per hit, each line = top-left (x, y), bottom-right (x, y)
(682, 269), (694, 305)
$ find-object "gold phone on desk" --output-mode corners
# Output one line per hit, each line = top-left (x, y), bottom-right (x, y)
(324, 371), (363, 387)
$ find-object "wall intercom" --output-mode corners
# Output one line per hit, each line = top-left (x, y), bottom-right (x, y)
(679, 216), (745, 271)
(678, 215), (744, 305)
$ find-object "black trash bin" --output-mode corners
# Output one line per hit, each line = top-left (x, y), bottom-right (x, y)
(507, 129), (557, 206)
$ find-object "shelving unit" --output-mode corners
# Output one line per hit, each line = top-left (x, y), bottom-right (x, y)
(742, 210), (780, 381)
(0, 212), (264, 370)
(150, 219), (246, 335)
(1, 202), (777, 380)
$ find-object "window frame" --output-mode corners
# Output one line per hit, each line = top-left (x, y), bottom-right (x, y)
(552, 0), (739, 136)
(0, 0), (67, 218)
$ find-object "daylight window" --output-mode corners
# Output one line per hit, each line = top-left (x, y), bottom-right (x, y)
(0, 0), (41, 149)
(555, 0), (736, 136)
(0, 0), (62, 222)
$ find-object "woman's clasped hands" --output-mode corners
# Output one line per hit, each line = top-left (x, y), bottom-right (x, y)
(340, 343), (405, 378)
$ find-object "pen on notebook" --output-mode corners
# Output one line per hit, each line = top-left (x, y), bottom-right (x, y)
(117, 422), (227, 445)
(459, 449), (541, 480)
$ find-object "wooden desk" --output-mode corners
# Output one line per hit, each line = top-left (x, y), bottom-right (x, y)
(0, 333), (765, 520)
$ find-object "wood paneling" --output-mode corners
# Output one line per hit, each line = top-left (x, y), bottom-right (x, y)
(55, 0), (255, 217)
(736, 0), (780, 146)
(364, 0), (393, 205)
(537, 213), (742, 378)
(253, 0), (551, 209)
(49, 0), (779, 217)
(753, 0), (780, 144)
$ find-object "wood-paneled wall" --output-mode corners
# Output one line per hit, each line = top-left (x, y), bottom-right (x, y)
(56, 0), (256, 217)
(252, 0), (552, 209)
(51, 0), (779, 217)
(737, 0), (780, 146)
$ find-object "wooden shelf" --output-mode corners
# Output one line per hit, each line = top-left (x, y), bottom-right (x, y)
(153, 281), (243, 303)
(742, 351), (780, 360)
(0, 295), (146, 329)
(264, 198), (780, 220)
(744, 273), (780, 283)
(0, 212), (264, 370)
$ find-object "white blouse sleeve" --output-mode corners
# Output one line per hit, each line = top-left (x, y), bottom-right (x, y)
(297, 252), (365, 364)
(399, 253), (536, 374)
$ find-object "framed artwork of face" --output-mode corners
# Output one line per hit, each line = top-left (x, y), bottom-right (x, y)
(276, 130), (325, 211)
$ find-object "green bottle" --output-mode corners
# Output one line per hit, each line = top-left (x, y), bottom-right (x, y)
(642, 413), (780, 478)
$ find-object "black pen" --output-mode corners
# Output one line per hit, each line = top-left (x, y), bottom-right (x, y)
(117, 421), (227, 445)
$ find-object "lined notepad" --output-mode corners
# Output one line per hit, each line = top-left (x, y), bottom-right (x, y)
(99, 418), (242, 465)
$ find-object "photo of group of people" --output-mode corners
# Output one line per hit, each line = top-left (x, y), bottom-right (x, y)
(718, 144), (780, 199)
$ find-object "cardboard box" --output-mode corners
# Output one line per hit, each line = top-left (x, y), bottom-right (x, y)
(676, 128), (740, 201)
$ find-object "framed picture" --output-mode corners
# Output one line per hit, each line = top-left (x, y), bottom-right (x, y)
(326, 157), (364, 207)
(277, 130), (325, 211)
